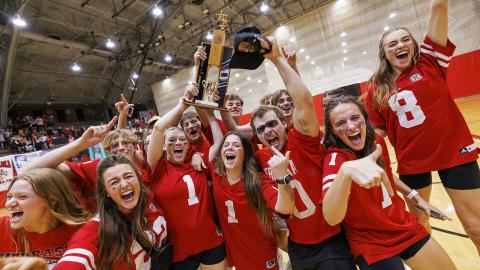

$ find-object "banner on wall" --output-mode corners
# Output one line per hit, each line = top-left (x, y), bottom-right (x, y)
(12, 151), (44, 174)
(0, 156), (14, 192)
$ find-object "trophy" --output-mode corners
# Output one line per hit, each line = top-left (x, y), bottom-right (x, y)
(187, 11), (233, 110)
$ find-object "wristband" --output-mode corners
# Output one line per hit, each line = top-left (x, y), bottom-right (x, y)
(407, 189), (418, 200)
(276, 173), (292, 185)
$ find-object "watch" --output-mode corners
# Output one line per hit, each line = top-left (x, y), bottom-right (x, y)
(276, 173), (292, 185)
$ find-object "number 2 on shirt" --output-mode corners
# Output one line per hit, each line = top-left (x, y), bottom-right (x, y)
(182, 175), (199, 205)
(388, 90), (426, 128)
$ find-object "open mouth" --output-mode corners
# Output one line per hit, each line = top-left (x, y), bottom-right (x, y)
(347, 132), (362, 145)
(226, 153), (236, 161)
(9, 211), (24, 222)
(173, 149), (184, 159)
(189, 129), (198, 137)
(266, 136), (280, 148)
(121, 190), (134, 201)
(396, 51), (408, 60)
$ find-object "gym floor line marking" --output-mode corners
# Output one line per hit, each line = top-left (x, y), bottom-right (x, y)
(432, 226), (469, 239)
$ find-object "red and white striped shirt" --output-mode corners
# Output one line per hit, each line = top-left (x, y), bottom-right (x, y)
(365, 36), (478, 174)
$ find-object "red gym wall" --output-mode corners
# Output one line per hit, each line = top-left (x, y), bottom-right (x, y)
(240, 49), (480, 126)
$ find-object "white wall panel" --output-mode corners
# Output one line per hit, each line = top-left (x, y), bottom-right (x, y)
(152, 0), (480, 115)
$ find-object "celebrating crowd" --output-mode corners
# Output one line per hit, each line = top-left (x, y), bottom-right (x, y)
(1, 1), (479, 270)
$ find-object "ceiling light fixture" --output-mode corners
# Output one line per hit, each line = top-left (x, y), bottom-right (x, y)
(132, 72), (139, 79)
(340, 32), (347, 37)
(260, 2), (269, 12)
(165, 54), (172, 62)
(289, 37), (295, 42)
(341, 42), (347, 46)
(71, 62), (81, 72)
(342, 49), (348, 54)
(206, 32), (213, 40)
(299, 48), (305, 53)
(12, 15), (27, 27)
(384, 26), (390, 31)
(389, 12), (396, 19)
(152, 5), (163, 16)
(106, 38), (115, 48)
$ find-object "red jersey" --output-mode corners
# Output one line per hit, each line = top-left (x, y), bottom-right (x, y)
(150, 158), (223, 262)
(255, 128), (340, 244)
(54, 201), (167, 270)
(365, 36), (478, 174)
(210, 166), (278, 270)
(66, 158), (150, 212)
(322, 148), (428, 265)
(0, 216), (81, 267)
(203, 118), (228, 144)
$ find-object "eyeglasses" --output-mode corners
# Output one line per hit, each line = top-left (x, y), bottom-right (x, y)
(256, 119), (279, 135)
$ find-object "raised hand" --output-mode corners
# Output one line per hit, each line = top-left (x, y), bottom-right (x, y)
(194, 46), (207, 65)
(79, 116), (118, 147)
(342, 144), (394, 196)
(183, 83), (199, 103)
(268, 146), (291, 180)
(281, 47), (298, 72)
(262, 36), (281, 61)
(191, 152), (207, 171)
(115, 94), (134, 116)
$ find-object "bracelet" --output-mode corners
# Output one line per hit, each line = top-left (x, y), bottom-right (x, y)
(407, 189), (418, 200)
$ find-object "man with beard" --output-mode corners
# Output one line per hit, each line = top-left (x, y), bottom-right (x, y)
(251, 36), (383, 270)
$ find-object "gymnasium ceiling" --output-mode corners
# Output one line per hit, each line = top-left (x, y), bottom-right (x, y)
(0, 0), (332, 109)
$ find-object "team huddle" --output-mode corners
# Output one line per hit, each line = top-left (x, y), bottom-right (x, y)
(1, 0), (479, 269)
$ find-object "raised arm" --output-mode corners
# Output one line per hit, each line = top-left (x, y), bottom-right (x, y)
(219, 110), (254, 139)
(147, 86), (193, 170)
(322, 145), (393, 225)
(267, 147), (295, 214)
(426, 0), (448, 46)
(25, 117), (117, 180)
(115, 94), (134, 129)
(264, 38), (318, 137)
(207, 109), (224, 162)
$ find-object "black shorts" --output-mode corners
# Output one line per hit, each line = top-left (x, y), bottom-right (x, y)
(171, 243), (226, 270)
(399, 161), (480, 190)
(288, 232), (355, 270)
(356, 235), (430, 270)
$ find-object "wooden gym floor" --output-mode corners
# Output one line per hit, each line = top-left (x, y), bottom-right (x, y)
(1, 95), (479, 268)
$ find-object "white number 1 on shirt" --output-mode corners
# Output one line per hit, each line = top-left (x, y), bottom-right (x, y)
(225, 200), (239, 223)
(182, 175), (199, 206)
(381, 183), (393, 209)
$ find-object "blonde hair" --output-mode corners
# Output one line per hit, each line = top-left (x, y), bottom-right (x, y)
(102, 129), (139, 151)
(7, 168), (87, 254)
(367, 27), (420, 109)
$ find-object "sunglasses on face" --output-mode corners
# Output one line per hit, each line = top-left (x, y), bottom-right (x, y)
(256, 119), (280, 135)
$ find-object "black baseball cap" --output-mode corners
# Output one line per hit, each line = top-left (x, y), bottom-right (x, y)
(229, 26), (271, 70)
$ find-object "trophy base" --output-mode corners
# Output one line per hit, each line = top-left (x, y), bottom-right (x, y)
(184, 101), (228, 111)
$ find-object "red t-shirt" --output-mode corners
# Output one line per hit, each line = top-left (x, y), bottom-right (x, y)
(321, 148), (428, 265)
(0, 216), (81, 267)
(54, 201), (167, 270)
(149, 158), (223, 262)
(210, 167), (279, 270)
(255, 128), (340, 244)
(66, 158), (150, 213)
(365, 36), (478, 174)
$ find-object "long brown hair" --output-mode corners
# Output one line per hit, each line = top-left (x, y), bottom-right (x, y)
(96, 155), (152, 270)
(214, 131), (275, 238)
(7, 168), (87, 254)
(367, 27), (420, 109)
(323, 95), (381, 166)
